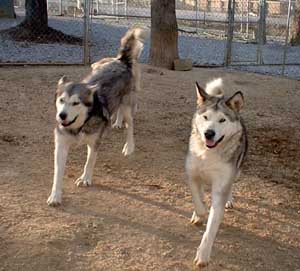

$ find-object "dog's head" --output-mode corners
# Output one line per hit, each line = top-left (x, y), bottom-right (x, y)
(55, 76), (98, 130)
(194, 79), (244, 149)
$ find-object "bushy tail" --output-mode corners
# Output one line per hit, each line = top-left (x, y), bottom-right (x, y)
(205, 78), (224, 97)
(117, 27), (148, 67)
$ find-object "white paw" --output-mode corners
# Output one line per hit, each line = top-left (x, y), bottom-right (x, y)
(122, 142), (135, 156)
(112, 121), (123, 129)
(75, 175), (92, 187)
(194, 247), (210, 268)
(190, 211), (204, 225)
(225, 200), (234, 209)
(47, 192), (62, 207)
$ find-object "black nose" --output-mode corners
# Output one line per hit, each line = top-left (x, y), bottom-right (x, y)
(59, 112), (67, 121)
(205, 129), (215, 140)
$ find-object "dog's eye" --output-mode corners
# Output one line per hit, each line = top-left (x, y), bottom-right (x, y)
(203, 115), (208, 120)
(72, 102), (80, 106)
(60, 98), (65, 103)
(219, 118), (226, 123)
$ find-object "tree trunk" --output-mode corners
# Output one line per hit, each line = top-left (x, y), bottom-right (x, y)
(149, 0), (179, 69)
(290, 0), (300, 45)
(21, 0), (48, 30)
(0, 0), (15, 18)
(0, 0), (82, 44)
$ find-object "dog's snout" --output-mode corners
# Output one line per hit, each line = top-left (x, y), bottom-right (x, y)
(59, 112), (67, 121)
(205, 129), (215, 140)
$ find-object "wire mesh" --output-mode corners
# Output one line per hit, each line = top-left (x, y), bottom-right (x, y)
(0, 0), (85, 64)
(230, 0), (300, 70)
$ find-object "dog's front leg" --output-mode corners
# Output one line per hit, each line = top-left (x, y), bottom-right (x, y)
(225, 172), (239, 209)
(75, 143), (97, 187)
(47, 129), (70, 207)
(112, 107), (124, 129)
(187, 176), (207, 225)
(225, 185), (234, 209)
(194, 181), (231, 267)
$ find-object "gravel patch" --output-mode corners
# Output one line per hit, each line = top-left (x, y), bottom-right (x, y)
(1, 14), (300, 79)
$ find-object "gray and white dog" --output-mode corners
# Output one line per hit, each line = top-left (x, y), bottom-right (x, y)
(47, 28), (146, 206)
(185, 78), (247, 267)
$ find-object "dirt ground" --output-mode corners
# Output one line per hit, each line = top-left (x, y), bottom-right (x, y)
(0, 65), (299, 271)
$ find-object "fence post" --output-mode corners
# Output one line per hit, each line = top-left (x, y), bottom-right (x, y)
(58, 0), (62, 15)
(246, 0), (249, 39)
(257, 0), (266, 64)
(96, 0), (99, 14)
(241, 0), (244, 33)
(195, 0), (199, 33)
(225, 0), (235, 66)
(83, 0), (91, 65)
(204, 0), (207, 26)
(282, 0), (292, 76)
(125, 0), (128, 18)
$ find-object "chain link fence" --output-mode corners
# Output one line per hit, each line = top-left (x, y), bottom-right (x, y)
(0, 0), (85, 64)
(0, 0), (299, 77)
(228, 0), (300, 77)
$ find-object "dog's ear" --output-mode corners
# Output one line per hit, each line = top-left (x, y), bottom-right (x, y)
(86, 83), (99, 96)
(226, 91), (244, 112)
(195, 82), (208, 105)
(56, 76), (69, 101)
(58, 75), (68, 87)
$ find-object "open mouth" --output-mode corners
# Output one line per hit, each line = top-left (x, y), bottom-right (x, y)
(205, 135), (224, 149)
(61, 116), (78, 127)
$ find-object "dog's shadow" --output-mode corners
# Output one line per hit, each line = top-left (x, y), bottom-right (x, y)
(60, 182), (300, 270)
(95, 182), (190, 217)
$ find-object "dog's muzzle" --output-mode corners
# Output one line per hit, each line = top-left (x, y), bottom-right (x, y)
(60, 116), (78, 127)
(205, 135), (224, 149)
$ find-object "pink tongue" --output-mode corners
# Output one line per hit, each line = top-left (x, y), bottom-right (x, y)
(206, 140), (216, 147)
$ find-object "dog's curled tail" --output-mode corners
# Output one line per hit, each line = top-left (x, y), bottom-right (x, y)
(118, 27), (148, 66)
(205, 78), (224, 97)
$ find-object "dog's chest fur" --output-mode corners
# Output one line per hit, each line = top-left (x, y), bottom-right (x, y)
(57, 116), (106, 147)
(186, 133), (234, 183)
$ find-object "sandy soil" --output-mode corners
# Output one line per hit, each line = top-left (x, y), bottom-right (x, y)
(0, 65), (299, 271)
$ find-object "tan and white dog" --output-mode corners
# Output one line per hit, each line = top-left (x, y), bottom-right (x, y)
(47, 28), (146, 206)
(186, 78), (248, 267)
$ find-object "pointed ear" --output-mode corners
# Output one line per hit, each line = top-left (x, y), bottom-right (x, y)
(226, 91), (244, 112)
(58, 75), (68, 87)
(87, 83), (99, 95)
(195, 81), (208, 105)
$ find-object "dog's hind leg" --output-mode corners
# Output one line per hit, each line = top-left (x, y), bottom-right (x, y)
(122, 106), (135, 156)
(75, 143), (97, 187)
(190, 184), (206, 225)
(47, 129), (70, 207)
(194, 181), (231, 267)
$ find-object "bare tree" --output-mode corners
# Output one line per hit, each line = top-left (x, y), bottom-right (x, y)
(149, 0), (179, 69)
(1, 0), (81, 44)
(290, 0), (300, 45)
